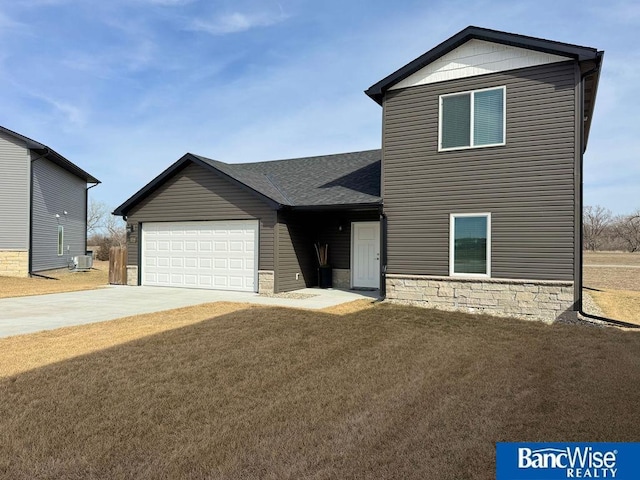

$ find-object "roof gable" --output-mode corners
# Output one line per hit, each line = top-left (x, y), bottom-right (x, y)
(113, 154), (283, 216)
(365, 26), (602, 104)
(0, 125), (99, 184)
(388, 39), (571, 91)
(113, 150), (382, 217)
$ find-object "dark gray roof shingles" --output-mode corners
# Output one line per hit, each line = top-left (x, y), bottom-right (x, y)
(194, 149), (381, 207)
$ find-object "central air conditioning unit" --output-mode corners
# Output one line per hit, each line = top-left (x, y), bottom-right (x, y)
(73, 255), (94, 271)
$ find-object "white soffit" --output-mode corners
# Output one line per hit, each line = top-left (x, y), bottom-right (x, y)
(389, 39), (572, 90)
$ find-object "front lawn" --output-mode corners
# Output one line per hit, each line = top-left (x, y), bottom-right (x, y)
(0, 261), (109, 299)
(0, 302), (638, 479)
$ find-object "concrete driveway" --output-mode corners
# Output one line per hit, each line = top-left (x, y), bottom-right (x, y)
(0, 286), (378, 338)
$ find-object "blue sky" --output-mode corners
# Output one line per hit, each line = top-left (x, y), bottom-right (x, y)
(0, 0), (638, 214)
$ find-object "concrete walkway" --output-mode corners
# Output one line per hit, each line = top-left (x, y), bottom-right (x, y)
(0, 286), (378, 338)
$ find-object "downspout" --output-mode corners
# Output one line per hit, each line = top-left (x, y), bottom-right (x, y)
(28, 148), (50, 277)
(377, 210), (387, 301)
(85, 181), (100, 256)
(576, 62), (638, 329)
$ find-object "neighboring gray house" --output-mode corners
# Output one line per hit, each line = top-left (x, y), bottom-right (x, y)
(114, 26), (603, 322)
(0, 126), (99, 277)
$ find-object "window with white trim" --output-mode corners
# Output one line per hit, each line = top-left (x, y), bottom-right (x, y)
(439, 87), (505, 151)
(57, 225), (64, 256)
(449, 213), (491, 277)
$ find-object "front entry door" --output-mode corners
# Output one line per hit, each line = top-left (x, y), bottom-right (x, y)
(352, 222), (380, 289)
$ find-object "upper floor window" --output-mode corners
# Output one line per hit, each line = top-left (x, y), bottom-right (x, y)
(439, 87), (505, 151)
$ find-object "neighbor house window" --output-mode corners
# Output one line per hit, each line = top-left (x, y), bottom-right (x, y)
(57, 225), (64, 256)
(449, 213), (491, 277)
(439, 87), (505, 150)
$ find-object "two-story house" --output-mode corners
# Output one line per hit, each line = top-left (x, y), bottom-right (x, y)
(0, 125), (100, 277)
(114, 26), (603, 322)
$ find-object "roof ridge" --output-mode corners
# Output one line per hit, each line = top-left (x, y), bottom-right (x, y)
(234, 148), (381, 166)
(263, 174), (294, 205)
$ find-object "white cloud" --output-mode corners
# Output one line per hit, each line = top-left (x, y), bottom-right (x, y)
(189, 10), (288, 35)
(21, 88), (87, 127)
(0, 11), (25, 30)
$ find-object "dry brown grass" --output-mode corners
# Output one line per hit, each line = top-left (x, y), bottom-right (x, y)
(1, 303), (638, 479)
(589, 290), (640, 325)
(584, 251), (640, 266)
(583, 251), (640, 323)
(583, 266), (640, 292)
(0, 302), (251, 378)
(0, 261), (109, 299)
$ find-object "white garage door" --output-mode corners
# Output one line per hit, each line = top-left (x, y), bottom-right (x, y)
(142, 220), (258, 292)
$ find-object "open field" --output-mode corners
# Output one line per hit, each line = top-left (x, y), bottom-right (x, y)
(1, 302), (638, 479)
(583, 251), (640, 324)
(584, 251), (640, 266)
(0, 261), (109, 299)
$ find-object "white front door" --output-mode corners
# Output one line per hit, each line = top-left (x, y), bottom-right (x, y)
(351, 221), (380, 289)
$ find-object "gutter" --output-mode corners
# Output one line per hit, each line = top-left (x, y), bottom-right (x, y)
(575, 57), (638, 329)
(85, 181), (101, 256)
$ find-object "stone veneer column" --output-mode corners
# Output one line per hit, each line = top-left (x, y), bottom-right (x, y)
(126, 265), (139, 286)
(258, 270), (275, 294)
(385, 274), (575, 323)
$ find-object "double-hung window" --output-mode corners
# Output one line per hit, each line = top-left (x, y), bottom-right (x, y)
(439, 87), (505, 151)
(450, 213), (491, 277)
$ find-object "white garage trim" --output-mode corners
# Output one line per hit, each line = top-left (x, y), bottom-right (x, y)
(141, 220), (259, 292)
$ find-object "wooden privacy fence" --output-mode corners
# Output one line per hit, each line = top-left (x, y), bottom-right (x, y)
(109, 246), (127, 285)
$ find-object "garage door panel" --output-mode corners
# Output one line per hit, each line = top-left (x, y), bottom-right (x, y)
(214, 276), (228, 287)
(229, 241), (243, 252)
(142, 220), (258, 292)
(214, 241), (228, 252)
(229, 258), (243, 270)
(185, 258), (198, 268)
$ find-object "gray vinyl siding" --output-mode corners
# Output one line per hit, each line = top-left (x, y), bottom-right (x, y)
(383, 61), (577, 280)
(0, 132), (30, 250)
(314, 211), (380, 269)
(126, 163), (276, 269)
(275, 217), (312, 292)
(31, 156), (88, 271)
(275, 210), (379, 292)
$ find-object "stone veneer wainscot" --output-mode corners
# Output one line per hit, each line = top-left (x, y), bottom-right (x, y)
(386, 274), (575, 323)
(0, 251), (29, 278)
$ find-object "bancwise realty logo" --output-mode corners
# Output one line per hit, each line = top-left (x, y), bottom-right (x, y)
(496, 443), (640, 479)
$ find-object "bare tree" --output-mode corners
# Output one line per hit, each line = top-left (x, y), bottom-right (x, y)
(105, 213), (126, 247)
(87, 199), (108, 235)
(86, 199), (127, 260)
(613, 210), (640, 252)
(583, 205), (613, 251)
